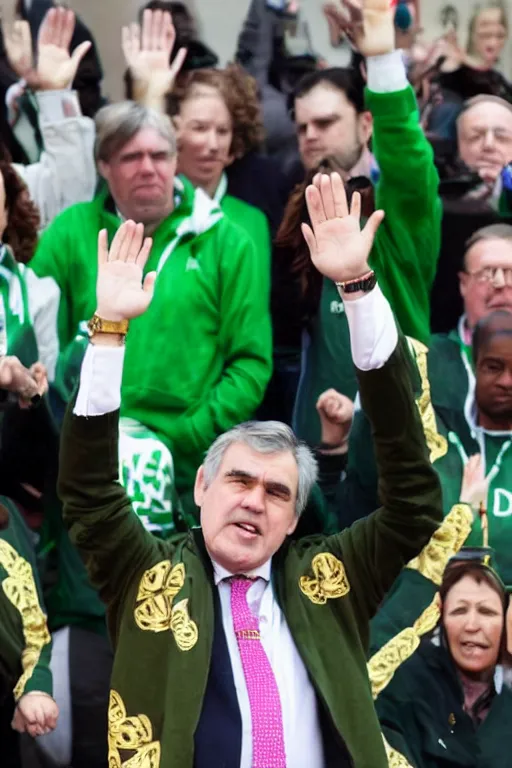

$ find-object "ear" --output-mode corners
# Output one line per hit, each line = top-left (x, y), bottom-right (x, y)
(459, 271), (469, 299)
(286, 512), (299, 537)
(358, 110), (373, 144)
(194, 465), (206, 508)
(97, 159), (110, 182)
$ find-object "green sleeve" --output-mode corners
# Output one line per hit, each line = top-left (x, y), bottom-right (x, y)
(58, 402), (163, 637)
(0, 501), (53, 699)
(367, 86), (441, 342)
(168, 225), (273, 455)
(326, 335), (442, 641)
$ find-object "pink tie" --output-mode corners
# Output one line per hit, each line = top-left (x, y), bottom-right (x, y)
(230, 576), (287, 768)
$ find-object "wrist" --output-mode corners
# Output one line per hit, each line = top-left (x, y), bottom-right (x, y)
(90, 333), (125, 347)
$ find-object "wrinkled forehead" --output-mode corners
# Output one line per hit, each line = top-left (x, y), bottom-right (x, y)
(218, 443), (299, 492)
(458, 101), (512, 134)
(466, 237), (512, 270)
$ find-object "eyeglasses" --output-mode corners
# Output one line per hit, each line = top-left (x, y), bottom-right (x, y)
(466, 266), (512, 286)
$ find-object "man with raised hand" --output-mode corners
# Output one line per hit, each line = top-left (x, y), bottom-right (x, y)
(58, 174), (441, 767)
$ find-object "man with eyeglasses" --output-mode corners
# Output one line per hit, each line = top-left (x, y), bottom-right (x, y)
(337, 223), (512, 529)
(457, 96), (512, 191)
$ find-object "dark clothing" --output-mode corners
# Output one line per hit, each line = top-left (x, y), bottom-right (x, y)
(58, 335), (442, 767)
(226, 152), (289, 238)
(377, 641), (512, 768)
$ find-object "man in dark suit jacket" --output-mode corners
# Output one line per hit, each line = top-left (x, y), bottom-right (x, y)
(58, 161), (442, 765)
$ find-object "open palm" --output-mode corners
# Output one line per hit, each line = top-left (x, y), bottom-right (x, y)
(37, 8), (91, 90)
(96, 222), (156, 322)
(302, 173), (384, 284)
(122, 9), (187, 99)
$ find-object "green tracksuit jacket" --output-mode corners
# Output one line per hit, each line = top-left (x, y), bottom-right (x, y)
(28, 176), (272, 495)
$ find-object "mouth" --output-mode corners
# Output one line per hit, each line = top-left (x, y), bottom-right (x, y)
(460, 641), (490, 653)
(232, 522), (261, 539)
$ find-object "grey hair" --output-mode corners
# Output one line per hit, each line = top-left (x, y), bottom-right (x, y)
(457, 94), (512, 124)
(203, 421), (318, 516)
(94, 101), (177, 164)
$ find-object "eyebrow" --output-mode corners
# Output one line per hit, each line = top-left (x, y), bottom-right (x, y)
(297, 113), (341, 127)
(224, 469), (293, 499)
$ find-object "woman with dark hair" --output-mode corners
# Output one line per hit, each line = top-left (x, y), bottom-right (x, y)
(374, 555), (512, 768)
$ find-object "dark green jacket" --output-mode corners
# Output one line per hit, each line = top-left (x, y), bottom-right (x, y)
(0, 499), (52, 703)
(377, 640), (512, 768)
(58, 335), (442, 767)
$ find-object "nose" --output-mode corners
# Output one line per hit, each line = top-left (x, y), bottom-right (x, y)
(498, 368), (512, 389)
(305, 123), (319, 142)
(241, 484), (265, 514)
(483, 128), (496, 150)
(139, 154), (156, 174)
(463, 609), (481, 632)
(206, 129), (219, 152)
(492, 267), (506, 289)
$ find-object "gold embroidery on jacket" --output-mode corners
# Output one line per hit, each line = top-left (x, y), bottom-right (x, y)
(0, 540), (51, 700)
(407, 338), (448, 463)
(382, 734), (414, 767)
(134, 560), (198, 650)
(367, 596), (441, 700)
(170, 599), (198, 651)
(299, 553), (350, 604)
(407, 504), (473, 586)
(108, 689), (161, 768)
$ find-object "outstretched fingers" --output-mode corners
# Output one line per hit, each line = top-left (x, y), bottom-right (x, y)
(305, 184), (326, 231)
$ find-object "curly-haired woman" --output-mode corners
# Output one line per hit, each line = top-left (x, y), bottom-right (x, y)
(169, 66), (275, 252)
(0, 161), (58, 380)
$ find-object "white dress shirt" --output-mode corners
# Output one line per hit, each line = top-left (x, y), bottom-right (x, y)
(73, 284), (397, 767)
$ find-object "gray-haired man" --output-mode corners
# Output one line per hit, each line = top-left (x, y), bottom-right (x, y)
(57, 174), (442, 767)
(29, 99), (272, 517)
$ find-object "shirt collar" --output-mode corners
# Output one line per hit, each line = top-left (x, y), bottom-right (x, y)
(212, 558), (272, 586)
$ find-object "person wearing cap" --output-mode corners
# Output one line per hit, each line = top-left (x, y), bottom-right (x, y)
(371, 547), (512, 768)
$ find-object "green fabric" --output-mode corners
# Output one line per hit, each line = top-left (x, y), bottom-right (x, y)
(29, 176), (272, 495)
(219, 189), (272, 264)
(294, 85), (441, 445)
(377, 640), (512, 768)
(0, 246), (38, 367)
(58, 334), (442, 768)
(0, 499), (52, 699)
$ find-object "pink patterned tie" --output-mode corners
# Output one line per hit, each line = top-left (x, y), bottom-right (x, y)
(230, 576), (287, 768)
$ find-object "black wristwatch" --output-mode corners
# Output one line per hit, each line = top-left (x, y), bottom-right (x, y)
(336, 270), (377, 294)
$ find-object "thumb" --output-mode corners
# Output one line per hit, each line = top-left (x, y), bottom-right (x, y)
(361, 209), (385, 252)
(70, 40), (92, 70)
(143, 271), (157, 297)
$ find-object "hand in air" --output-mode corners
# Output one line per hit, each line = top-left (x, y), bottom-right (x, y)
(302, 172), (384, 284)
(96, 221), (155, 323)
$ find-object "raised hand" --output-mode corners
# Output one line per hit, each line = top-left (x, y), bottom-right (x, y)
(12, 692), (59, 738)
(339, 0), (395, 57)
(37, 8), (91, 91)
(302, 173), (384, 284)
(96, 221), (155, 323)
(122, 9), (187, 109)
(3, 20), (35, 85)
(460, 455), (491, 515)
(316, 388), (354, 447)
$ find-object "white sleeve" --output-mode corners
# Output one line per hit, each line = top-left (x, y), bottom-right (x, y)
(343, 285), (398, 371)
(22, 267), (60, 381)
(366, 50), (408, 94)
(13, 90), (97, 230)
(74, 344), (125, 417)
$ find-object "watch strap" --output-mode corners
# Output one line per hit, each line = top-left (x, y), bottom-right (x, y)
(335, 270), (377, 295)
(87, 315), (129, 337)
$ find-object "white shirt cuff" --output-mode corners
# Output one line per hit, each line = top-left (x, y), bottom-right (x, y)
(74, 344), (125, 417)
(343, 284), (398, 371)
(35, 89), (81, 123)
(366, 50), (408, 93)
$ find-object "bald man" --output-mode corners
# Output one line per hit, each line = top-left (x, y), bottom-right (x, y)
(457, 95), (512, 187)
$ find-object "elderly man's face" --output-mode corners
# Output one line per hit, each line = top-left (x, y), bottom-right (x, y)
(459, 237), (512, 328)
(458, 102), (512, 185)
(98, 128), (177, 227)
(195, 443), (299, 574)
